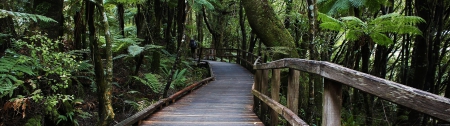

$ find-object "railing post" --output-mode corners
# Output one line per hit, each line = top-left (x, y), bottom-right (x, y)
(270, 69), (281, 126)
(253, 70), (261, 115)
(236, 49), (240, 64)
(197, 48), (203, 64)
(322, 78), (342, 126)
(287, 68), (300, 116)
(261, 69), (269, 124)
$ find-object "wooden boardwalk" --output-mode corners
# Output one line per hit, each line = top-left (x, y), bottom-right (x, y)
(140, 61), (263, 126)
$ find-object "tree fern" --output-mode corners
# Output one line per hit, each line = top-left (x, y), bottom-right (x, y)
(0, 9), (57, 23)
(318, 0), (388, 15)
(189, 0), (215, 11)
(319, 12), (424, 46)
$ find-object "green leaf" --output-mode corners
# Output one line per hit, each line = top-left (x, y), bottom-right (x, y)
(128, 45), (144, 56)
(0, 9), (57, 23)
(370, 32), (392, 46)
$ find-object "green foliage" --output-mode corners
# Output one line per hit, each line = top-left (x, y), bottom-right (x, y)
(133, 73), (164, 93)
(318, 12), (424, 46)
(6, 34), (91, 125)
(0, 54), (35, 98)
(318, 0), (389, 15)
(189, 0), (215, 11)
(171, 69), (187, 88)
(124, 98), (153, 111)
(128, 45), (144, 57)
(0, 9), (57, 23)
(25, 115), (42, 126)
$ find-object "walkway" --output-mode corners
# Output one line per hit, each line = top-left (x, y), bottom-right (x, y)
(140, 61), (263, 126)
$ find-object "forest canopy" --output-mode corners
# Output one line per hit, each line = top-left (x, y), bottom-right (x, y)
(0, 0), (449, 125)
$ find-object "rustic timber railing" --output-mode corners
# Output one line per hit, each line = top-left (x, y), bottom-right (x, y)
(199, 48), (450, 125)
(197, 48), (261, 71)
(115, 61), (215, 126)
(252, 58), (450, 125)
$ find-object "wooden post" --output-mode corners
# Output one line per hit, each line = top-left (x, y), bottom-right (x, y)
(197, 48), (203, 64)
(236, 49), (240, 64)
(253, 70), (261, 115)
(287, 68), (300, 115)
(270, 69), (281, 126)
(322, 78), (342, 126)
(261, 69), (269, 123)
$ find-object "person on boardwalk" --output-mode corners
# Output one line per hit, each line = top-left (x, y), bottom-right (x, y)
(189, 39), (197, 58)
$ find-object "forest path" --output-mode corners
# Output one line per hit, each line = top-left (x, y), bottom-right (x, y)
(140, 61), (263, 126)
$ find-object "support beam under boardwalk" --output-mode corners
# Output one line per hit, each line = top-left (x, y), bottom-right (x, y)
(140, 61), (263, 126)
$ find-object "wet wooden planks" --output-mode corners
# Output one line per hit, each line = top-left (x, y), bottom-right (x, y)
(140, 61), (263, 126)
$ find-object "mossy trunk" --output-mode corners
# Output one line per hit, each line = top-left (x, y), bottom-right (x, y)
(90, 1), (114, 125)
(241, 0), (298, 59)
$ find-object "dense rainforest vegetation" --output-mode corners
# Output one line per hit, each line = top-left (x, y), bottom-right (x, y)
(0, 0), (449, 125)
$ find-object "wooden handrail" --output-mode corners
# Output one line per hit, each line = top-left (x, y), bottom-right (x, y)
(253, 58), (450, 125)
(115, 61), (215, 126)
(197, 48), (261, 71)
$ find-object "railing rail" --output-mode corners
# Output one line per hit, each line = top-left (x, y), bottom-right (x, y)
(197, 48), (261, 71)
(253, 58), (450, 125)
(205, 48), (450, 125)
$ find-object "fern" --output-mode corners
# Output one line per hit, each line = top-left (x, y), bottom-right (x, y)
(128, 45), (144, 56)
(190, 0), (215, 11)
(0, 56), (35, 98)
(319, 12), (424, 46)
(133, 73), (164, 93)
(0, 9), (57, 23)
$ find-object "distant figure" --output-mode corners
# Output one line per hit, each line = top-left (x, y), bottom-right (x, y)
(189, 39), (197, 58)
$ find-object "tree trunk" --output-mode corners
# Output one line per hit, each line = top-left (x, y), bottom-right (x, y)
(242, 0), (298, 59)
(306, 0), (319, 124)
(118, 4), (125, 37)
(163, 0), (187, 98)
(33, 0), (64, 49)
(92, 1), (115, 125)
(239, 0), (247, 64)
(165, 7), (176, 53)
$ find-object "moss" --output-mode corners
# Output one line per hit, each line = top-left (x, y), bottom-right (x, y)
(242, 0), (299, 58)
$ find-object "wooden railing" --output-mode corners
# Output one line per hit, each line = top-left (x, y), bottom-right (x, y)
(197, 48), (261, 71)
(115, 61), (215, 126)
(252, 58), (450, 126)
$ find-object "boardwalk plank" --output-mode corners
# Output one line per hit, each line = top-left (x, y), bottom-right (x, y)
(141, 61), (262, 126)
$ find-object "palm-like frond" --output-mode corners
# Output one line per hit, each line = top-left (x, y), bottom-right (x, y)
(369, 32), (392, 46)
(0, 9), (57, 23)
(190, 0), (215, 11)
(318, 13), (345, 31)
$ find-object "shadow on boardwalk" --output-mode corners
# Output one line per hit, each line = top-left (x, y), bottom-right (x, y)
(140, 61), (263, 126)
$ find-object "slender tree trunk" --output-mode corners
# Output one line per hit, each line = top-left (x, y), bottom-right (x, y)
(306, 0), (319, 124)
(163, 0), (187, 98)
(118, 4), (125, 37)
(239, 0), (247, 64)
(165, 7), (175, 53)
(284, 0), (293, 29)
(95, 0), (115, 125)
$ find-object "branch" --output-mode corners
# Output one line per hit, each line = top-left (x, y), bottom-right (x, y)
(202, 6), (217, 36)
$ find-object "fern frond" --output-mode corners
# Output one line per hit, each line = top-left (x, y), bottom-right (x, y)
(345, 30), (364, 41)
(370, 32), (392, 46)
(190, 0), (215, 11)
(0, 9), (57, 23)
(327, 0), (351, 15)
(349, 0), (366, 8)
(128, 45), (144, 57)
(320, 22), (343, 31)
